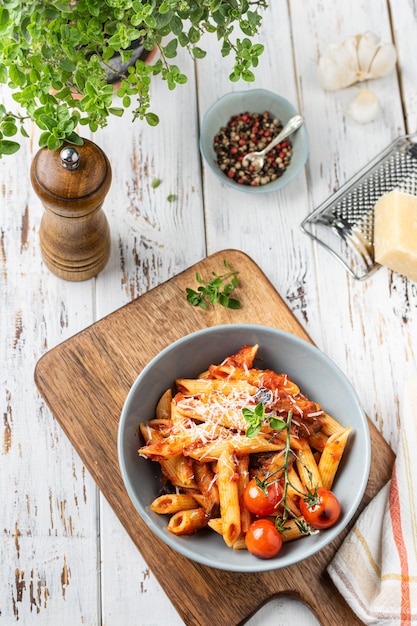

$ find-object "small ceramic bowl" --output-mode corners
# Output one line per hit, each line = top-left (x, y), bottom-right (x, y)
(199, 89), (309, 194)
(118, 324), (370, 573)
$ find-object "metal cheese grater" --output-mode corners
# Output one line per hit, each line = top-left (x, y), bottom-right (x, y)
(300, 133), (417, 280)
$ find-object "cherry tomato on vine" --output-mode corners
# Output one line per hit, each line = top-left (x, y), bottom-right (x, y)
(245, 519), (283, 559)
(299, 487), (341, 529)
(243, 476), (282, 516)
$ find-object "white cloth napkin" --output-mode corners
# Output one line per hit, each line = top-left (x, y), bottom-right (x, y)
(328, 374), (417, 625)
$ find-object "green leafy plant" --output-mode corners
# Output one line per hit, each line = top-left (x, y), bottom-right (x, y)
(185, 259), (240, 309)
(0, 0), (268, 157)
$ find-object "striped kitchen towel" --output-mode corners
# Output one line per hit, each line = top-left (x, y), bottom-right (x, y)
(328, 374), (417, 625)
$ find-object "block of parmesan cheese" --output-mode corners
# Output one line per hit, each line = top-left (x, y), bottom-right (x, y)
(374, 189), (417, 282)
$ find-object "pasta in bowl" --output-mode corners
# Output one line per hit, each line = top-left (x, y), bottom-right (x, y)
(118, 324), (370, 572)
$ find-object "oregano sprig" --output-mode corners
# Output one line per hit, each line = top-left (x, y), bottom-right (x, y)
(242, 402), (286, 438)
(185, 260), (241, 310)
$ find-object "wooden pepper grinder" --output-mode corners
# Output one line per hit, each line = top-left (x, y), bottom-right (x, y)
(31, 138), (112, 281)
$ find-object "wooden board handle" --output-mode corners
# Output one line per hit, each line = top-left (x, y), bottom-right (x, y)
(297, 572), (363, 625)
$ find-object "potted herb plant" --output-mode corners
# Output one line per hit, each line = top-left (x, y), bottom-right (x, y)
(0, 0), (268, 158)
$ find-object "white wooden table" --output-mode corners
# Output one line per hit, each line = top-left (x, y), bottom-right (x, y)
(1, 1), (416, 624)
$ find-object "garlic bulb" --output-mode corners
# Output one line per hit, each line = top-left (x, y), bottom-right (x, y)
(318, 32), (396, 91)
(347, 90), (380, 124)
(318, 36), (359, 90)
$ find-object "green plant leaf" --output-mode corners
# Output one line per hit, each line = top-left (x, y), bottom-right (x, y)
(192, 47), (206, 59)
(47, 135), (62, 150)
(146, 112), (159, 126)
(0, 139), (20, 156)
(0, 64), (7, 83)
(60, 58), (77, 73)
(1, 121), (17, 137)
(38, 132), (50, 148)
(39, 114), (58, 130)
(241, 69), (255, 82)
(269, 417), (286, 431)
(9, 65), (26, 88)
(188, 26), (200, 44)
(185, 261), (240, 310)
(164, 38), (178, 58)
(242, 403), (265, 438)
(170, 15), (183, 36)
(66, 132), (84, 146)
(0, 7), (10, 28)
(178, 32), (189, 47)
(251, 43), (264, 56)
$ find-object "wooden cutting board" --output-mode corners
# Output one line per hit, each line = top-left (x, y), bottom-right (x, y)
(34, 249), (395, 626)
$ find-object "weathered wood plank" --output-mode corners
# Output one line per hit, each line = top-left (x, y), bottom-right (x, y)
(0, 85), (100, 623)
(92, 42), (207, 625)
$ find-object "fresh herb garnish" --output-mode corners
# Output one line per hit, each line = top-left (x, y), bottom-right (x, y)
(243, 408), (318, 537)
(185, 259), (241, 310)
(300, 484), (321, 507)
(242, 402), (286, 437)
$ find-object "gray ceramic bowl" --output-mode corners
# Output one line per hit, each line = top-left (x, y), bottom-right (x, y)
(118, 324), (370, 572)
(199, 89), (309, 193)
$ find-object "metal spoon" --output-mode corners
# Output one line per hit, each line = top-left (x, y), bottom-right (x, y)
(242, 114), (304, 171)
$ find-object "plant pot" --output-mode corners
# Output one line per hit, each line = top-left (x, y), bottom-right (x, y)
(53, 40), (158, 99)
(102, 39), (158, 85)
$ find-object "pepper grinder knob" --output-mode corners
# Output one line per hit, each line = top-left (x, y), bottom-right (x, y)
(60, 146), (80, 170)
(31, 138), (112, 281)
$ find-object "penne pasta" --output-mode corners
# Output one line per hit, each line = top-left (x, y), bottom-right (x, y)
(150, 493), (198, 514)
(139, 422), (197, 489)
(176, 378), (258, 396)
(167, 508), (209, 535)
(190, 492), (217, 513)
(138, 343), (352, 555)
(217, 446), (241, 547)
(139, 420), (170, 444)
(156, 389), (172, 420)
(185, 433), (289, 462)
(232, 536), (248, 550)
(283, 467), (304, 517)
(138, 421), (228, 459)
(296, 438), (323, 492)
(207, 517), (223, 535)
(173, 396), (249, 431)
(318, 427), (352, 490)
(236, 455), (252, 533)
(320, 412), (345, 436)
(194, 461), (220, 507)
(160, 454), (197, 489)
(308, 429), (328, 453)
(280, 519), (309, 543)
